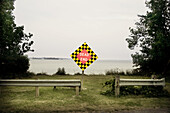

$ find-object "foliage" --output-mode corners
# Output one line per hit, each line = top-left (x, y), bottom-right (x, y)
(126, 0), (170, 76)
(101, 78), (115, 96)
(0, 55), (31, 78)
(37, 72), (49, 76)
(25, 71), (36, 77)
(125, 69), (141, 76)
(74, 72), (82, 75)
(0, 0), (34, 56)
(105, 69), (125, 75)
(54, 67), (66, 75)
(120, 86), (169, 97)
(105, 69), (140, 76)
(0, 0), (34, 77)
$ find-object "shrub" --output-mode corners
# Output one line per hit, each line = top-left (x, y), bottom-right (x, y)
(37, 72), (48, 76)
(25, 71), (36, 76)
(120, 86), (169, 97)
(126, 69), (141, 76)
(54, 67), (66, 75)
(74, 72), (81, 75)
(13, 71), (36, 79)
(0, 55), (30, 78)
(101, 78), (115, 96)
(105, 69), (125, 75)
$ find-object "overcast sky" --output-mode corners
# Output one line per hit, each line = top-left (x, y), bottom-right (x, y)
(14, 0), (147, 60)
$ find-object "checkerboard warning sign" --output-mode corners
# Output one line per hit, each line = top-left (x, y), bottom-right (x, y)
(70, 42), (98, 71)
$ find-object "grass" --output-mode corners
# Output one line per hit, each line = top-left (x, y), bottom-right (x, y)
(0, 75), (170, 112)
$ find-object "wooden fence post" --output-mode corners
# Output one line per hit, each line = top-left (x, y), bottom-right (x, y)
(115, 75), (120, 97)
(35, 86), (39, 97)
(163, 78), (165, 87)
(35, 78), (39, 97)
(76, 86), (79, 96)
(81, 70), (84, 90)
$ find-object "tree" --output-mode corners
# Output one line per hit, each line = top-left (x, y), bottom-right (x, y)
(0, 0), (34, 78)
(126, 0), (170, 76)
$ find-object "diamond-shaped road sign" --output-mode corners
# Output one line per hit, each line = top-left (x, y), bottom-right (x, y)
(70, 42), (98, 71)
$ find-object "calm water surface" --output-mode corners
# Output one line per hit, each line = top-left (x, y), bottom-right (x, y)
(29, 59), (134, 75)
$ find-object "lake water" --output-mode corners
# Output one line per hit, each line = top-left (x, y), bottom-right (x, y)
(29, 59), (134, 75)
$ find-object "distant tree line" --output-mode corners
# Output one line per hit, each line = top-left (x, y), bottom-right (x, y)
(0, 0), (34, 78)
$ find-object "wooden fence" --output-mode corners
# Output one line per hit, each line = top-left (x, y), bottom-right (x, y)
(115, 76), (165, 96)
(0, 79), (81, 96)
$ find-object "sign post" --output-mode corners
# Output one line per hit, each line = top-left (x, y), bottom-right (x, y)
(82, 70), (84, 89)
(70, 42), (98, 89)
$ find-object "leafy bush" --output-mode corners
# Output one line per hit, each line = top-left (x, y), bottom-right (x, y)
(37, 72), (49, 76)
(105, 69), (125, 75)
(102, 77), (169, 97)
(0, 55), (30, 78)
(105, 69), (144, 76)
(54, 67), (66, 75)
(25, 71), (36, 76)
(74, 72), (81, 75)
(120, 86), (169, 97)
(105, 69), (150, 76)
(14, 71), (36, 79)
(125, 69), (140, 76)
(140, 86), (169, 97)
(101, 78), (115, 96)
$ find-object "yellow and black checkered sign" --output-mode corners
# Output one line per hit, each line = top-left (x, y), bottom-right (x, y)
(70, 42), (98, 71)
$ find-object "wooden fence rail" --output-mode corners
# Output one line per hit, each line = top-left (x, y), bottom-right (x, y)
(115, 76), (165, 97)
(0, 79), (81, 96)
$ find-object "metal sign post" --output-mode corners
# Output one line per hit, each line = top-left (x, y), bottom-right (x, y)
(71, 42), (98, 90)
(82, 70), (84, 89)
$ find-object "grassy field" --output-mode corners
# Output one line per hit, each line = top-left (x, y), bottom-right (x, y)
(0, 75), (170, 112)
